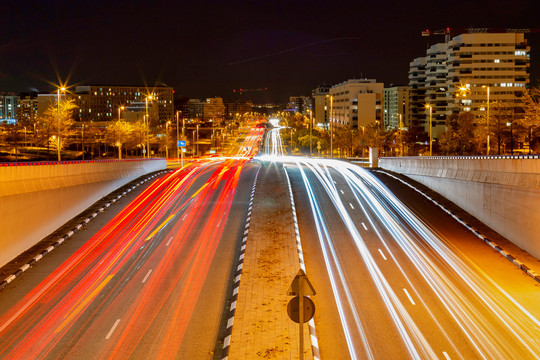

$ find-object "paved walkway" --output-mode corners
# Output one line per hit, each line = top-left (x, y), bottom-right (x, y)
(228, 164), (313, 359)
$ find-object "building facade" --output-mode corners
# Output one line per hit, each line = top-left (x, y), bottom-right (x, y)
(0, 93), (19, 123)
(409, 31), (530, 138)
(203, 97), (226, 124)
(329, 79), (384, 130)
(71, 85), (174, 123)
(16, 92), (39, 124)
(287, 96), (313, 115)
(312, 85), (331, 128)
(383, 86), (409, 129)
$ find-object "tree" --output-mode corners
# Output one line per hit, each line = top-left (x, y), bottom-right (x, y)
(520, 88), (540, 154)
(439, 112), (478, 155)
(39, 99), (78, 161)
(108, 120), (133, 159)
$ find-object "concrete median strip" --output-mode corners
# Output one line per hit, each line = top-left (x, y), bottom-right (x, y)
(0, 171), (170, 291)
(375, 169), (540, 284)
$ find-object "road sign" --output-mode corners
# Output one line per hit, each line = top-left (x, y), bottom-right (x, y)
(177, 140), (186, 147)
(287, 269), (316, 296)
(287, 296), (315, 323)
(287, 269), (316, 360)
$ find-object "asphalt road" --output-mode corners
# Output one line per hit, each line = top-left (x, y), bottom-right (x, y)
(0, 129), (263, 360)
(285, 159), (540, 360)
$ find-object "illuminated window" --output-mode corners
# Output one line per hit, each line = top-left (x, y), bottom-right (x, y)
(515, 50), (526, 56)
(494, 59), (500, 63)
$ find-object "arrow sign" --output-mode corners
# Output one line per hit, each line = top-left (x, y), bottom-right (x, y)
(287, 269), (316, 296)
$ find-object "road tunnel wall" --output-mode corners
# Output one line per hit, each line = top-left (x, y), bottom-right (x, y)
(379, 156), (540, 259)
(0, 159), (166, 268)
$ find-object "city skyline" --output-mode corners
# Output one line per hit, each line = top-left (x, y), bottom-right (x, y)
(2, 0), (539, 103)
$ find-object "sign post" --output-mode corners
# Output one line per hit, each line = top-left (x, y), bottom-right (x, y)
(287, 269), (316, 360)
(177, 140), (186, 167)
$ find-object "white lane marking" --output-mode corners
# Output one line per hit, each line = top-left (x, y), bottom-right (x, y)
(403, 288), (416, 305)
(106, 319), (121, 339)
(349, 203), (354, 209)
(142, 269), (153, 283)
(166, 236), (173, 247)
(182, 213), (188, 221)
(443, 352), (451, 360)
(362, 222), (368, 231)
(378, 249), (387, 260)
(340, 189), (344, 194)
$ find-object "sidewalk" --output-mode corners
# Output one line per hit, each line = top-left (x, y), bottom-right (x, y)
(228, 163), (313, 359)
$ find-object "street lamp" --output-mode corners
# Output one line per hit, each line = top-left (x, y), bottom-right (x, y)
(482, 85), (490, 155)
(165, 121), (171, 159)
(118, 106), (125, 121)
(56, 86), (66, 161)
(145, 95), (153, 158)
(329, 95), (333, 158)
(308, 109), (313, 157)
(425, 104), (433, 156)
(176, 110), (181, 163)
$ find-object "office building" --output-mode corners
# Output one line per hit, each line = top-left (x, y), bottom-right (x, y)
(329, 79), (384, 130)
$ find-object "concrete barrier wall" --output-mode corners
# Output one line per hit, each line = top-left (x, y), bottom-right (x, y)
(379, 156), (540, 259)
(0, 159), (166, 267)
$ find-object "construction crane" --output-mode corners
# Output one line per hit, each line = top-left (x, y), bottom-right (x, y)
(422, 27), (540, 43)
(232, 88), (268, 96)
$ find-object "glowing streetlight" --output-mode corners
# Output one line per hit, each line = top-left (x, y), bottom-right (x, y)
(118, 106), (125, 121)
(482, 85), (490, 155)
(308, 109), (313, 157)
(56, 86), (66, 162)
(145, 95), (153, 158)
(165, 121), (171, 159)
(425, 104), (433, 156)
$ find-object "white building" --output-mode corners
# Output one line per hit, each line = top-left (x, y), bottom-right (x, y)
(329, 79), (383, 130)
(311, 85), (331, 129)
(409, 31), (530, 138)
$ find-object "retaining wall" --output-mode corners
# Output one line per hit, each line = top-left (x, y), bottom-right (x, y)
(0, 159), (166, 267)
(379, 156), (540, 259)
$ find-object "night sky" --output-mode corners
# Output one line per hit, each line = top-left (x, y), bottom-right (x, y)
(2, 0), (539, 103)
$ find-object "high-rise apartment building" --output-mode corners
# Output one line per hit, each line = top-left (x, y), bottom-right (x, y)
(409, 31), (530, 138)
(329, 79), (383, 129)
(383, 86), (409, 129)
(447, 32), (529, 117)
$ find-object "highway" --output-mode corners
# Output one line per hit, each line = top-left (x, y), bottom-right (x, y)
(0, 128), (263, 359)
(261, 127), (540, 360)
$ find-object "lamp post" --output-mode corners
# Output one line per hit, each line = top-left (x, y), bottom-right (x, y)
(329, 95), (333, 158)
(482, 85), (490, 155)
(56, 86), (66, 161)
(426, 104), (433, 156)
(176, 111), (180, 163)
(118, 106), (124, 121)
(145, 95), (153, 158)
(165, 121), (171, 159)
(308, 109), (313, 157)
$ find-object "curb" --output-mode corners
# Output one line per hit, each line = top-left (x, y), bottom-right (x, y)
(221, 167), (261, 360)
(374, 169), (540, 284)
(285, 168), (321, 360)
(0, 170), (170, 291)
